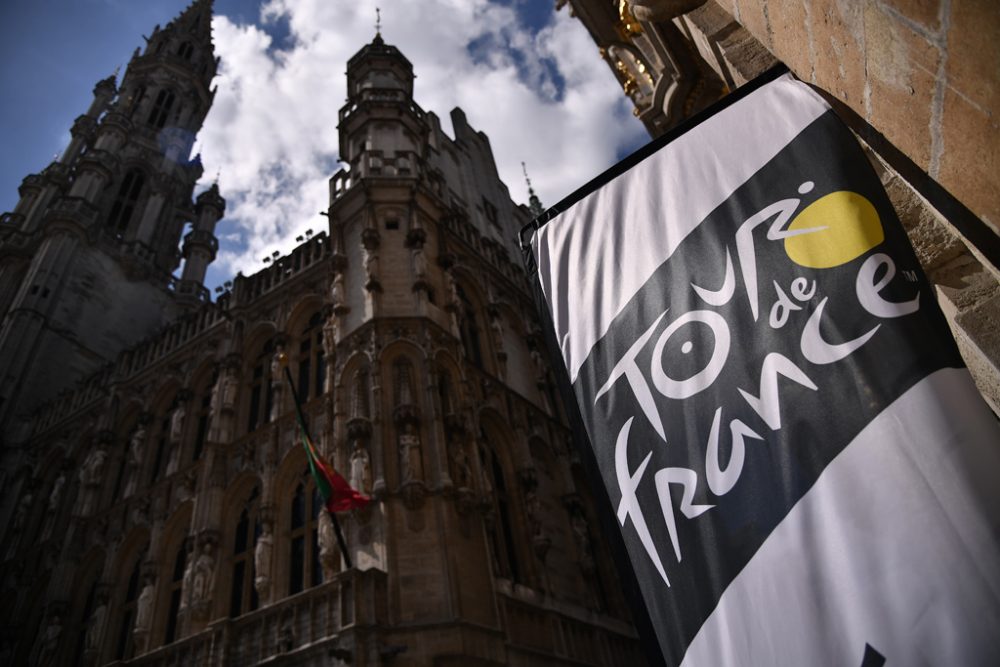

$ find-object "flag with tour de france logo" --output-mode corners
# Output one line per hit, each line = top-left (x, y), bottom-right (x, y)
(520, 69), (1000, 666)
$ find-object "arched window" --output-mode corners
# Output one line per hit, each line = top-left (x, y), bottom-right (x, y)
(115, 560), (142, 660)
(192, 376), (214, 462)
(247, 339), (275, 433)
(150, 411), (171, 483)
(147, 89), (176, 129)
(297, 312), (325, 402)
(163, 544), (186, 644)
(177, 41), (194, 60)
(457, 284), (484, 368)
(351, 368), (370, 419)
(229, 487), (260, 617)
(288, 478), (323, 595)
(127, 86), (146, 119)
(481, 433), (520, 582)
(393, 358), (416, 407)
(438, 369), (454, 415)
(108, 170), (145, 236)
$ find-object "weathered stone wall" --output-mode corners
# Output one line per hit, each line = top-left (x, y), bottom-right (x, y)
(722, 0), (998, 234)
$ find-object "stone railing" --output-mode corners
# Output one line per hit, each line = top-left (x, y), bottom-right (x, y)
(131, 568), (387, 667)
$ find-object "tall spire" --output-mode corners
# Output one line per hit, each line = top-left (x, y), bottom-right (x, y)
(522, 162), (544, 217)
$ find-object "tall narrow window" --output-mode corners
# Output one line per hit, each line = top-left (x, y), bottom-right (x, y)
(247, 339), (275, 433)
(115, 560), (142, 660)
(193, 390), (210, 462)
(177, 41), (194, 60)
(297, 312), (325, 402)
(127, 86), (146, 119)
(147, 89), (176, 129)
(289, 477), (323, 596)
(108, 170), (145, 236)
(457, 285), (484, 368)
(164, 545), (186, 644)
(482, 437), (520, 582)
(229, 488), (260, 617)
(150, 413), (170, 483)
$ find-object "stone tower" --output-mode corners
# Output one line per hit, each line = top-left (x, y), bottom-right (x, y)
(0, 0), (224, 443)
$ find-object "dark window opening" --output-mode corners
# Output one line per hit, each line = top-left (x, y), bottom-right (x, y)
(108, 170), (145, 236)
(147, 89), (176, 129)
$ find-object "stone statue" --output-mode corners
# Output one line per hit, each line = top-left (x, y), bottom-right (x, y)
(363, 245), (379, 285)
(571, 512), (595, 573)
(254, 529), (273, 597)
(322, 315), (338, 359)
(48, 473), (66, 511)
(317, 510), (336, 567)
(180, 552), (195, 610)
(530, 346), (546, 382)
(79, 449), (108, 516)
(192, 543), (215, 604)
(398, 423), (423, 484)
(129, 424), (147, 467)
(85, 602), (106, 652)
(447, 271), (460, 308)
(169, 401), (185, 442)
(80, 448), (108, 486)
(12, 490), (33, 532)
(411, 245), (427, 280)
(349, 441), (371, 494)
(490, 314), (504, 348)
(330, 270), (346, 308)
(42, 473), (67, 540)
(35, 614), (61, 667)
(450, 443), (472, 490)
(135, 582), (154, 631)
(221, 370), (239, 410)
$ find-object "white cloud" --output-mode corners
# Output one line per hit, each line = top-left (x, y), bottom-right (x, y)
(195, 0), (645, 286)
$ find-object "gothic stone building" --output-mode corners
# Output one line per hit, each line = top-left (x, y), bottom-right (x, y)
(0, 2), (643, 665)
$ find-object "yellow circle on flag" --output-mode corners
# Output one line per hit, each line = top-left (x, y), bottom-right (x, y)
(784, 191), (883, 268)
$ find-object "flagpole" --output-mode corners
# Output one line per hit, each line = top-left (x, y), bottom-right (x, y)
(280, 359), (354, 570)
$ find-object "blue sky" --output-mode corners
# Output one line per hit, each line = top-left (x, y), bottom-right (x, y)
(1, 0), (647, 292)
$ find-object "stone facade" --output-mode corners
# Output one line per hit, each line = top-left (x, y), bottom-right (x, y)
(0, 2), (642, 666)
(564, 0), (1000, 412)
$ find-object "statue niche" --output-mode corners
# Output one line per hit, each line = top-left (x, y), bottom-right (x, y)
(393, 358), (425, 508)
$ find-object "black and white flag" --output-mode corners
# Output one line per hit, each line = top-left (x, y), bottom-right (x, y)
(522, 70), (1000, 666)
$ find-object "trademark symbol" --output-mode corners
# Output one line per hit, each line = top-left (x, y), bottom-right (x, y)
(902, 269), (918, 282)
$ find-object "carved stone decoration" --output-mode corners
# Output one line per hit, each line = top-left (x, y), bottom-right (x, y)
(188, 540), (216, 621)
(84, 595), (108, 654)
(133, 579), (155, 651)
(124, 416), (150, 498)
(627, 0), (707, 22)
(34, 612), (62, 667)
(330, 268), (348, 315)
(529, 344), (547, 389)
(517, 467), (551, 561)
(397, 422), (424, 486)
(349, 440), (372, 495)
(41, 472), (67, 541)
(78, 447), (108, 517)
(253, 526), (273, 604)
(567, 500), (596, 575)
(361, 233), (381, 292)
(317, 510), (339, 579)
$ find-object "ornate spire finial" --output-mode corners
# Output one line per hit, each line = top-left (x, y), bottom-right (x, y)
(213, 168), (221, 186)
(522, 162), (544, 217)
(376, 7), (381, 35)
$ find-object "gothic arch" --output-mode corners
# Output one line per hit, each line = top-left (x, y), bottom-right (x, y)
(67, 545), (107, 660)
(219, 473), (263, 620)
(151, 501), (193, 649)
(477, 411), (529, 584)
(106, 526), (150, 663)
(274, 447), (325, 599)
(285, 295), (324, 335)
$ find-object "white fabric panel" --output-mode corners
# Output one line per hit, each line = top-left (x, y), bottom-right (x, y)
(532, 73), (830, 382)
(681, 367), (1000, 666)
